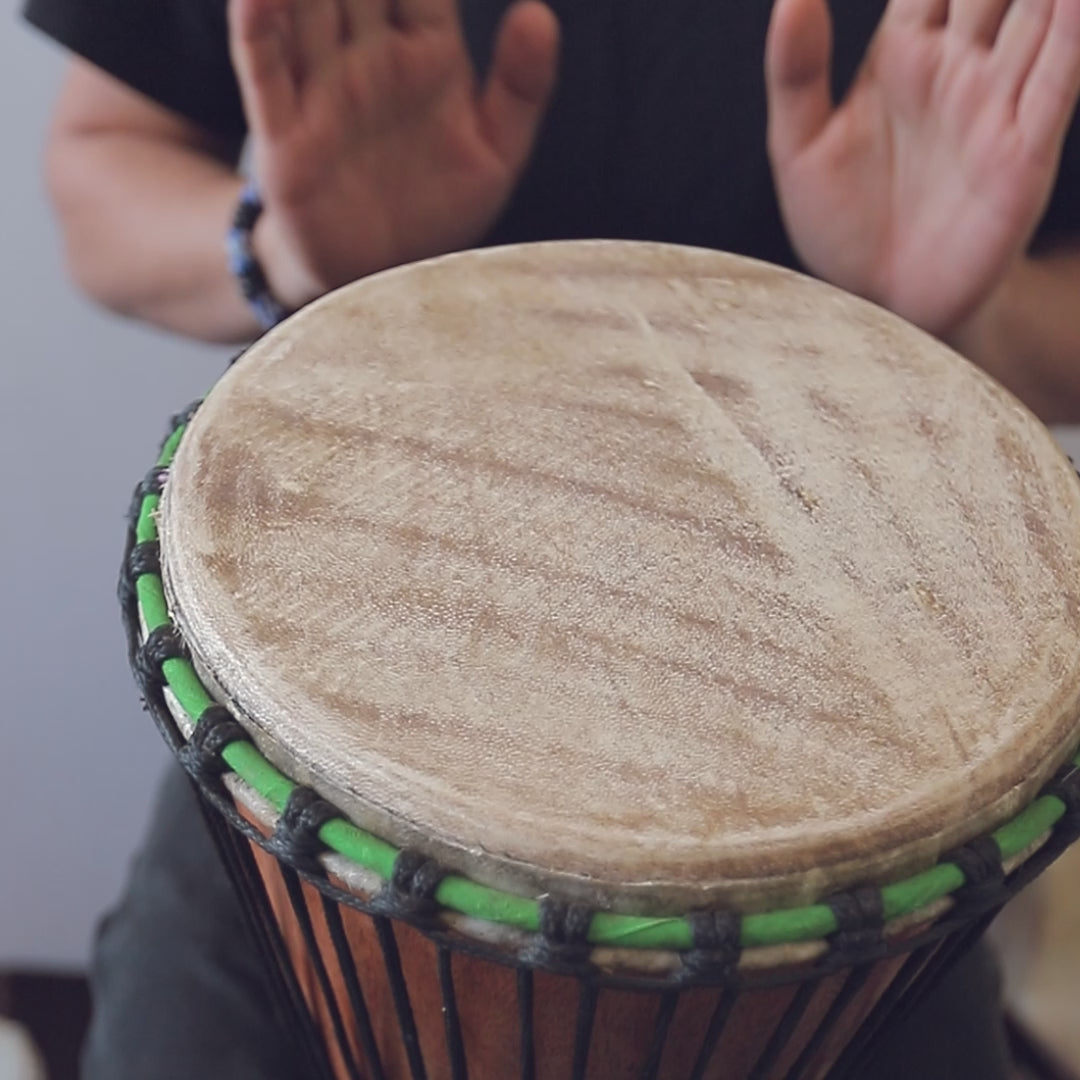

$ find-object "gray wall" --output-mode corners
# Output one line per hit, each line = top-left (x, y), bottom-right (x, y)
(4, 0), (1080, 973)
(1, 4), (230, 967)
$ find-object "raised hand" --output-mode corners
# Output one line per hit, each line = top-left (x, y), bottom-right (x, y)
(765, 0), (1080, 337)
(228, 0), (559, 309)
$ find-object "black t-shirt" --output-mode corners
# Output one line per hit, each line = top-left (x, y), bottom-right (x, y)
(24, 0), (1080, 265)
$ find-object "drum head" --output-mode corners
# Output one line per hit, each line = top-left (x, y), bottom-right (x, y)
(160, 241), (1080, 913)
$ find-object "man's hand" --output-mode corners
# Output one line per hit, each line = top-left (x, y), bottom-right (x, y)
(229, 0), (560, 309)
(765, 0), (1080, 338)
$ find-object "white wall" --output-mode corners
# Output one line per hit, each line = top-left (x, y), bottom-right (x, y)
(1059, 431), (1080, 465)
(1, 3), (230, 967)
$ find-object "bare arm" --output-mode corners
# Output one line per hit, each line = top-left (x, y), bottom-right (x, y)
(45, 60), (265, 342)
(44, 0), (558, 345)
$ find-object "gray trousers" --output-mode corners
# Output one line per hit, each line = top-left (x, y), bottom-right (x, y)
(81, 767), (1012, 1079)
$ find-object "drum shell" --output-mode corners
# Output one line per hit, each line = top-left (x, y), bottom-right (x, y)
(240, 828), (944, 1080)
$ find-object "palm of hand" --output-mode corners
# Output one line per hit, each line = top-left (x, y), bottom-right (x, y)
(230, 0), (558, 297)
(262, 30), (506, 281)
(768, 0), (1080, 336)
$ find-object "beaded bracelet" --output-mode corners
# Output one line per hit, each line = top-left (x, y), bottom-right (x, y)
(227, 181), (289, 331)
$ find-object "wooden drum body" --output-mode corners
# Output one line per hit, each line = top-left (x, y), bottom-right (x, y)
(121, 242), (1080, 1079)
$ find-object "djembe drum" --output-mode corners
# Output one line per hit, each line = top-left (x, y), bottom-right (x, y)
(121, 241), (1080, 1080)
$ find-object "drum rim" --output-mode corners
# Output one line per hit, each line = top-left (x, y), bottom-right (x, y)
(119, 406), (1080, 956)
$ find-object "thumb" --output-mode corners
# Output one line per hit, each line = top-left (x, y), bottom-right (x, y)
(479, 0), (560, 173)
(228, 0), (299, 140)
(765, 0), (834, 166)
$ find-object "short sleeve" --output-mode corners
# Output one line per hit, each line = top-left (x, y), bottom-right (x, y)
(23, 0), (246, 139)
(1038, 113), (1080, 242)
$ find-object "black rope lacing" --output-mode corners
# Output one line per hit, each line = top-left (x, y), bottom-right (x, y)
(682, 910), (742, 982)
(387, 850), (447, 927)
(530, 897), (594, 973)
(268, 785), (338, 875)
(944, 835), (1005, 913)
(135, 624), (188, 696)
(826, 886), (885, 963)
(178, 705), (249, 791)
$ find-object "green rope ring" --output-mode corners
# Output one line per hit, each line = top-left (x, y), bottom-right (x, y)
(132, 420), (1079, 952)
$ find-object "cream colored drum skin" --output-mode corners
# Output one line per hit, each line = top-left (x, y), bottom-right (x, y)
(163, 241), (1080, 909)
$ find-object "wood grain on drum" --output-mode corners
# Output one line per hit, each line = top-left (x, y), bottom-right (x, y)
(252, 846), (913, 1080)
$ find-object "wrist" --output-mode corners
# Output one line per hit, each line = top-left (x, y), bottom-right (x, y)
(942, 257), (1057, 417)
(250, 202), (325, 314)
(942, 262), (1022, 373)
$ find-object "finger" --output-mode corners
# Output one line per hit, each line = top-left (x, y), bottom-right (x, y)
(883, 0), (948, 28)
(340, 0), (389, 41)
(1017, 0), (1080, 162)
(228, 0), (299, 137)
(993, 0), (1054, 96)
(479, 1), (560, 172)
(292, 0), (346, 77)
(389, 0), (457, 29)
(948, 0), (1013, 44)
(765, 0), (834, 166)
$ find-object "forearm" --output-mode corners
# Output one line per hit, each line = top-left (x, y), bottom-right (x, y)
(948, 245), (1080, 425)
(47, 129), (263, 343)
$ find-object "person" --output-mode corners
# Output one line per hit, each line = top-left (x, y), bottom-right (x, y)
(22, 0), (1080, 1076)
